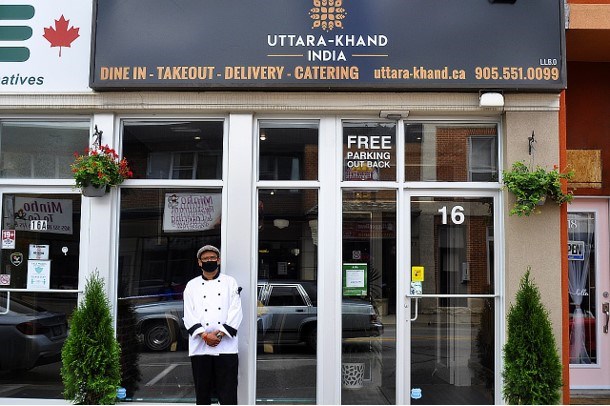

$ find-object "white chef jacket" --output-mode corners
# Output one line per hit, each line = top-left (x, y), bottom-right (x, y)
(183, 271), (243, 357)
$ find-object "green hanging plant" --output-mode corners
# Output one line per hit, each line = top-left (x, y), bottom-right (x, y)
(502, 161), (574, 216)
(61, 272), (122, 405)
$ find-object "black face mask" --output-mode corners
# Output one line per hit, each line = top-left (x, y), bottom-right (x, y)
(200, 261), (219, 273)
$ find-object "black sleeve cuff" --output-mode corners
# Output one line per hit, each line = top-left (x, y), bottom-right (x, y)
(188, 323), (203, 336)
(223, 324), (237, 337)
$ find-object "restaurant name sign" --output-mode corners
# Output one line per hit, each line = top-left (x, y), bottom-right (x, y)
(91, 0), (565, 90)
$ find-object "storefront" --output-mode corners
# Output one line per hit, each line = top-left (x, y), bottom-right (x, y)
(0, 0), (568, 404)
(565, 0), (610, 394)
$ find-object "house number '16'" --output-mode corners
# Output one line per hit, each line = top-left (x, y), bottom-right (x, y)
(438, 206), (465, 225)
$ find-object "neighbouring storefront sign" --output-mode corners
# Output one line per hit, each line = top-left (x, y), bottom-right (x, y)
(14, 197), (74, 235)
(568, 240), (585, 261)
(0, 1), (92, 92)
(163, 193), (222, 232)
(92, 0), (565, 90)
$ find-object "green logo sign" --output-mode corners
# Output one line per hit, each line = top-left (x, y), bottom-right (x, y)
(0, 5), (34, 62)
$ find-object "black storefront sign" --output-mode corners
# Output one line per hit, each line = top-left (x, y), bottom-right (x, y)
(91, 0), (565, 91)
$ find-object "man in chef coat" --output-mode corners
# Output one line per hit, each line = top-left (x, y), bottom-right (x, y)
(183, 245), (243, 404)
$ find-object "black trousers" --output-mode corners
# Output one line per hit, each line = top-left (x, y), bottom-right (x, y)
(191, 354), (239, 405)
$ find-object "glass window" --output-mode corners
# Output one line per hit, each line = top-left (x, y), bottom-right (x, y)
(405, 123), (498, 182)
(1, 193), (81, 290)
(123, 121), (224, 180)
(0, 192), (81, 399)
(258, 121), (318, 181)
(568, 212), (596, 365)
(257, 188), (318, 404)
(117, 188), (221, 402)
(410, 197), (494, 298)
(268, 286), (307, 307)
(341, 190), (395, 404)
(469, 137), (497, 182)
(0, 121), (89, 179)
(0, 292), (76, 395)
(410, 298), (495, 404)
(343, 122), (396, 182)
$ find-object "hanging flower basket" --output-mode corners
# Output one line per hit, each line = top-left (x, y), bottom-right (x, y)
(502, 161), (574, 216)
(71, 145), (133, 196)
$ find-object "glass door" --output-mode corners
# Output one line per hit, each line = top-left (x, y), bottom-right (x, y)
(568, 199), (610, 388)
(406, 194), (496, 405)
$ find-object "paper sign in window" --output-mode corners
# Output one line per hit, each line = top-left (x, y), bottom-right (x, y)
(412, 266), (424, 282)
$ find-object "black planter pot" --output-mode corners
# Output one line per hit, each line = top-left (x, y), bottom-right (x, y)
(82, 184), (108, 197)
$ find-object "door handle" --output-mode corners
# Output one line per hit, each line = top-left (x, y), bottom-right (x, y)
(405, 296), (419, 321)
(603, 302), (609, 334)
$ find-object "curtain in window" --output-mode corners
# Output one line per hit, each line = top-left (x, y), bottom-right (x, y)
(568, 214), (593, 364)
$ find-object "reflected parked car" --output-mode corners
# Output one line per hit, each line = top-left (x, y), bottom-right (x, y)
(0, 296), (68, 371)
(258, 281), (383, 350)
(132, 299), (187, 351)
(132, 281), (383, 352)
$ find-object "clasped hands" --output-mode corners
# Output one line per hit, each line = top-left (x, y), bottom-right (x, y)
(200, 330), (224, 347)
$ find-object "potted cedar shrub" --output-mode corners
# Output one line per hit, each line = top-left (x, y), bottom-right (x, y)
(61, 272), (122, 404)
(71, 144), (133, 197)
(502, 161), (574, 216)
(502, 267), (563, 404)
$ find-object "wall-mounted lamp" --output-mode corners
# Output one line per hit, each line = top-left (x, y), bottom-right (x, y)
(528, 131), (536, 156)
(379, 110), (409, 119)
(479, 92), (504, 108)
(259, 131), (267, 141)
(273, 219), (289, 229)
(92, 125), (103, 147)
(291, 248), (300, 256)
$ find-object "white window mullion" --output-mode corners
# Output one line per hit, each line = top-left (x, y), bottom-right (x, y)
(317, 116), (342, 404)
(225, 113), (256, 405)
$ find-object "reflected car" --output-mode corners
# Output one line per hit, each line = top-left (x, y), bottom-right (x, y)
(0, 296), (68, 371)
(258, 281), (383, 350)
(132, 299), (187, 351)
(133, 281), (383, 352)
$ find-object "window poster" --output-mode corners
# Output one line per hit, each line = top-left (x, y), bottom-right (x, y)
(27, 260), (51, 290)
(14, 197), (73, 235)
(1, 230), (16, 249)
(343, 263), (367, 296)
(163, 192), (222, 232)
